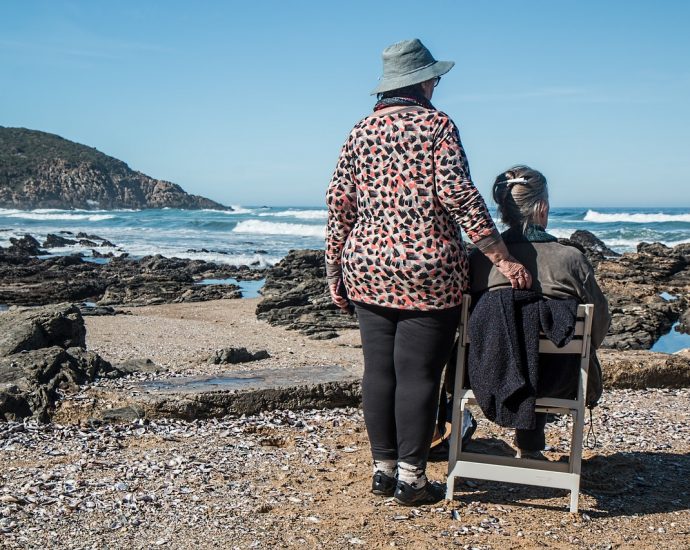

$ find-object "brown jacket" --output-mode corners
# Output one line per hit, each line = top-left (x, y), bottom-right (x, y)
(469, 228), (610, 405)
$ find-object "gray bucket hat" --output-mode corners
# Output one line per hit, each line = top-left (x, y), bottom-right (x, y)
(371, 38), (454, 95)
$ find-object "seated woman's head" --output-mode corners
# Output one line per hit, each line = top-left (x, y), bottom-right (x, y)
(492, 165), (549, 233)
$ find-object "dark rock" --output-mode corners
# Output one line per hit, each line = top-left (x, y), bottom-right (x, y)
(679, 310), (690, 334)
(603, 299), (680, 350)
(256, 250), (358, 336)
(253, 242), (690, 349)
(66, 346), (114, 381)
(0, 248), (261, 307)
(0, 385), (32, 420)
(600, 349), (690, 389)
(590, 235), (690, 350)
(0, 346), (113, 421)
(637, 242), (672, 255)
(78, 239), (98, 247)
(210, 347), (270, 364)
(43, 234), (77, 247)
(79, 365), (361, 421)
(49, 254), (84, 267)
(98, 280), (242, 306)
(101, 405), (145, 422)
(559, 230), (619, 265)
(113, 358), (160, 375)
(672, 243), (690, 263)
(6, 235), (44, 256)
(0, 303), (86, 356)
(308, 332), (340, 340)
(76, 232), (115, 247)
(572, 229), (620, 257)
(78, 304), (117, 316)
(90, 249), (114, 259)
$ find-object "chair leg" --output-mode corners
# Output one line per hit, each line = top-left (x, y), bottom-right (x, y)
(568, 408), (584, 512)
(445, 476), (455, 500)
(446, 411), (459, 500)
(446, 399), (468, 500)
(569, 486), (580, 513)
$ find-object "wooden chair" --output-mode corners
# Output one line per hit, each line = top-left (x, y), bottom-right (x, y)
(445, 295), (594, 513)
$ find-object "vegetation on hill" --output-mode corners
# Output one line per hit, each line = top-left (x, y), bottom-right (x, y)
(0, 126), (228, 210)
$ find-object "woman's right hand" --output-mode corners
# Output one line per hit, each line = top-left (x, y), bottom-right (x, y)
(329, 278), (352, 312)
(494, 256), (533, 289)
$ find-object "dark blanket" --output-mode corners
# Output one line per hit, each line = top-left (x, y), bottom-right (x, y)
(468, 289), (578, 430)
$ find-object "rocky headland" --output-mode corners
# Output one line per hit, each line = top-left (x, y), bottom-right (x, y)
(0, 126), (228, 210)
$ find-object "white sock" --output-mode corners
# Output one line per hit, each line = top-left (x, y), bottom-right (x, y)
(373, 459), (397, 477)
(397, 461), (426, 489)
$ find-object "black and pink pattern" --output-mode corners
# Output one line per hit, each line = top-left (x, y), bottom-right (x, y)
(326, 108), (497, 310)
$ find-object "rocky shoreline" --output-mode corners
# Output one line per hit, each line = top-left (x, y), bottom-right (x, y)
(2, 228), (689, 352)
(1, 229), (690, 424)
(257, 233), (690, 352)
(0, 233), (265, 308)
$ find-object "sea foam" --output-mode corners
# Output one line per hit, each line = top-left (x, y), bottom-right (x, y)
(4, 211), (115, 221)
(232, 220), (325, 238)
(584, 210), (690, 224)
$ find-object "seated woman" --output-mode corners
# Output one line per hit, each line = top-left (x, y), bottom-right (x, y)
(469, 165), (610, 457)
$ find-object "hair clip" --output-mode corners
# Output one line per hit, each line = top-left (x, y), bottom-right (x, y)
(504, 177), (528, 185)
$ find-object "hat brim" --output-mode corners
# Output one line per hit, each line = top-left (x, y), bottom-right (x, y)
(370, 60), (455, 95)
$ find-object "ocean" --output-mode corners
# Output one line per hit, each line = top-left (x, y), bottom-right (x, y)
(1, 206), (689, 267)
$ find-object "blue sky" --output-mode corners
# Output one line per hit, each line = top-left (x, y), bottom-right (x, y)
(1, 1), (689, 207)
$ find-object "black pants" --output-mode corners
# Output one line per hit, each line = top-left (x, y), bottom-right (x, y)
(355, 302), (460, 469)
(514, 413), (548, 451)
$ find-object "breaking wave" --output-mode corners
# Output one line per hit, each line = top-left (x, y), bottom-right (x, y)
(584, 210), (690, 224)
(258, 209), (328, 220)
(1, 210), (115, 221)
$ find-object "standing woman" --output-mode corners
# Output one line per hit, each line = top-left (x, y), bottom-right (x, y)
(326, 39), (532, 505)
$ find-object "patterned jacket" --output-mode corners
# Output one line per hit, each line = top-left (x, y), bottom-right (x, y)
(326, 106), (498, 310)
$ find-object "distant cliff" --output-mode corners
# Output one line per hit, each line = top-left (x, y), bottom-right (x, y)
(0, 127), (229, 210)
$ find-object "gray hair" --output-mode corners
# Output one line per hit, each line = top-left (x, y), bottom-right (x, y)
(492, 165), (549, 233)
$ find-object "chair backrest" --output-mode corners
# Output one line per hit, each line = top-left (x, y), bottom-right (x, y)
(458, 295), (592, 347)
(455, 294), (594, 405)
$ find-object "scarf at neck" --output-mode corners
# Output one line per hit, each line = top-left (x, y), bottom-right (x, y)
(502, 225), (558, 244)
(373, 94), (435, 112)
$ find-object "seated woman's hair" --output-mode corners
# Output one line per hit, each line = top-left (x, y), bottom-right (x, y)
(492, 165), (548, 233)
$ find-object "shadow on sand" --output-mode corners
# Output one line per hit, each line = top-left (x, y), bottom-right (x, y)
(449, 437), (690, 516)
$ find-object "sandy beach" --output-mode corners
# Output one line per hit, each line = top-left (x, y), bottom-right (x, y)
(83, 298), (364, 377)
(1, 298), (688, 549)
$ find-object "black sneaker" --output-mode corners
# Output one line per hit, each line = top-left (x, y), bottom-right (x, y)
(371, 471), (397, 496)
(393, 479), (445, 506)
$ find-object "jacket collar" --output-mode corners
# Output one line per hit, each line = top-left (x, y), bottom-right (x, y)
(502, 225), (558, 244)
